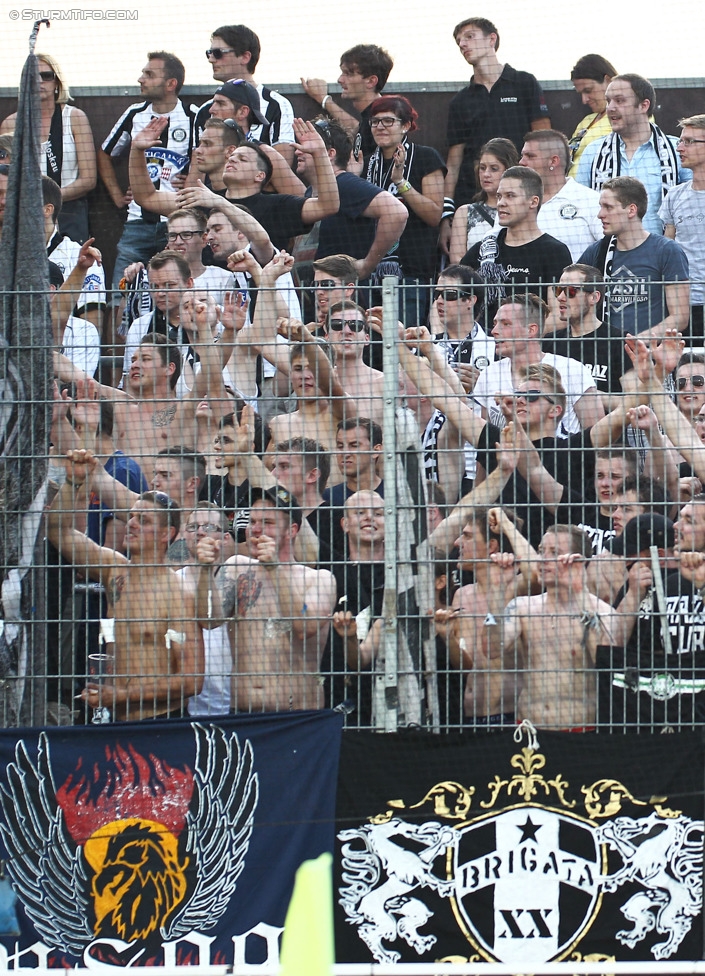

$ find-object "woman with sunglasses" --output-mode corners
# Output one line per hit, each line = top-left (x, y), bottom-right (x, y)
(449, 138), (518, 264)
(1, 53), (96, 242)
(364, 94), (446, 327)
(567, 54), (617, 177)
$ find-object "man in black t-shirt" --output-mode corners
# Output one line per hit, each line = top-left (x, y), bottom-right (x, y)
(460, 166), (571, 326)
(543, 262), (628, 406)
(441, 16), (549, 251)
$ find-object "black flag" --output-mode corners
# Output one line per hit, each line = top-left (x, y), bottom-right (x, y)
(0, 21), (53, 724)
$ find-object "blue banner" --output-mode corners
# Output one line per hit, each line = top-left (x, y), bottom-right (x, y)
(0, 711), (342, 969)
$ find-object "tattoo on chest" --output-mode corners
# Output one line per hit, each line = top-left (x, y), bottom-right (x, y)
(236, 570), (262, 617)
(152, 404), (177, 428)
(107, 575), (126, 606)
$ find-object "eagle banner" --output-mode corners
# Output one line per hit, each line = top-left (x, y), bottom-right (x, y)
(335, 729), (705, 967)
(0, 710), (342, 969)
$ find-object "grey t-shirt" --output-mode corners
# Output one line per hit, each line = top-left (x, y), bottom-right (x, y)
(579, 233), (689, 334)
(659, 181), (705, 305)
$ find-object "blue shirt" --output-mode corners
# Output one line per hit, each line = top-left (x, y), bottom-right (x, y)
(576, 133), (691, 235)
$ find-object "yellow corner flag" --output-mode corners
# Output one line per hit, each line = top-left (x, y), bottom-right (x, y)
(279, 851), (334, 976)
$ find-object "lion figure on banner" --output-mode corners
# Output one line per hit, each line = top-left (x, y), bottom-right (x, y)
(597, 811), (703, 959)
(338, 818), (457, 964)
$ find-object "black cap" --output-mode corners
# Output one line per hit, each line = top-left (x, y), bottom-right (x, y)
(610, 514), (675, 557)
(249, 486), (303, 527)
(215, 80), (268, 128)
(48, 260), (64, 288)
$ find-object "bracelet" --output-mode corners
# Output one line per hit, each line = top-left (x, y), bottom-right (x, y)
(442, 196), (456, 221)
(321, 94), (331, 110)
(65, 478), (84, 490)
(395, 180), (412, 195)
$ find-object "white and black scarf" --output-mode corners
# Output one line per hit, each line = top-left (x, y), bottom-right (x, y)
(365, 138), (415, 277)
(590, 124), (679, 202)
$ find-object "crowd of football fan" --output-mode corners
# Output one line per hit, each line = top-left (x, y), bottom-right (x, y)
(9, 18), (705, 732)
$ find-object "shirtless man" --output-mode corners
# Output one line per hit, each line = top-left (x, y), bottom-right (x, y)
(55, 294), (224, 467)
(501, 523), (623, 730)
(196, 485), (336, 711)
(323, 301), (385, 425)
(47, 475), (202, 720)
(442, 505), (536, 728)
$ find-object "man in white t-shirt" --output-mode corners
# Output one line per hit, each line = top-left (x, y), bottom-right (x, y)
(472, 294), (604, 435)
(48, 261), (100, 377)
(519, 129), (602, 261)
(43, 177), (106, 331)
(165, 207), (234, 306)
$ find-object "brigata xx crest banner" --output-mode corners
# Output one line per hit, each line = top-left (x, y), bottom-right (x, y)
(0, 711), (342, 969)
(335, 729), (705, 967)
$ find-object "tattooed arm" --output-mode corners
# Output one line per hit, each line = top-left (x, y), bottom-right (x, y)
(195, 541), (240, 627)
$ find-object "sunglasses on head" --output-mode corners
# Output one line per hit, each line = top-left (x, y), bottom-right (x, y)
(677, 374), (705, 390)
(555, 284), (592, 298)
(328, 317), (366, 332)
(433, 289), (468, 302)
(512, 389), (555, 404)
(39, 70), (56, 82)
(205, 47), (235, 60)
(152, 491), (179, 511)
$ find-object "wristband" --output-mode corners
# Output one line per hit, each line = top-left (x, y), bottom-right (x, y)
(442, 196), (456, 221)
(65, 478), (84, 490)
(321, 94), (331, 110)
(395, 180), (412, 195)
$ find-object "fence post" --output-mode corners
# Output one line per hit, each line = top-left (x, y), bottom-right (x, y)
(380, 277), (399, 732)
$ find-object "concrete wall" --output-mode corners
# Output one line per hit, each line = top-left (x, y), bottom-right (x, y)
(3, 80), (702, 280)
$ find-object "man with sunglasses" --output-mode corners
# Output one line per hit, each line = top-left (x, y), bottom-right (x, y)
(311, 255), (357, 326)
(323, 302), (385, 426)
(196, 25), (295, 164)
(543, 263), (628, 408)
(430, 265), (495, 390)
(660, 114), (705, 340)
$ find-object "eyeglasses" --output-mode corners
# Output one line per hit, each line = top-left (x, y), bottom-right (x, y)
(328, 318), (366, 331)
(39, 70), (56, 82)
(369, 117), (402, 129)
(677, 374), (705, 390)
(677, 137), (705, 146)
(314, 279), (340, 289)
(433, 289), (468, 302)
(166, 230), (201, 242)
(555, 284), (592, 298)
(512, 389), (555, 404)
(185, 523), (223, 533)
(205, 47), (235, 60)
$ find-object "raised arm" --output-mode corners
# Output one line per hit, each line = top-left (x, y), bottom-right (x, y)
(128, 116), (176, 217)
(295, 119), (340, 223)
(176, 182), (274, 265)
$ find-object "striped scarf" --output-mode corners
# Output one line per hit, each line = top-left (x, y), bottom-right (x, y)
(590, 124), (679, 202)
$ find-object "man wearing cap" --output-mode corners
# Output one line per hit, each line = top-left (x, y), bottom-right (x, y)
(598, 512), (705, 730)
(208, 80), (268, 138)
(196, 485), (336, 712)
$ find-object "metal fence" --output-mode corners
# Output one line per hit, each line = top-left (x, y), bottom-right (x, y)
(2, 277), (703, 734)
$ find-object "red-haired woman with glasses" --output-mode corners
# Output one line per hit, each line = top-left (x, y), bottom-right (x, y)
(364, 94), (446, 326)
